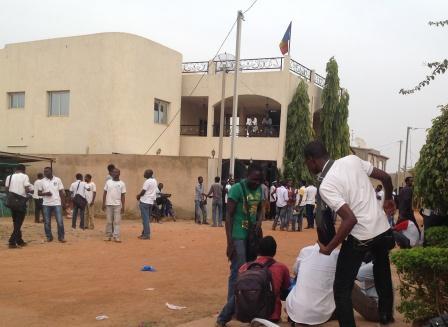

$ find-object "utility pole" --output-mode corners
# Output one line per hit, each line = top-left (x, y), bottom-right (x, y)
(217, 66), (226, 179)
(397, 140), (403, 194)
(229, 10), (243, 178)
(403, 126), (411, 180)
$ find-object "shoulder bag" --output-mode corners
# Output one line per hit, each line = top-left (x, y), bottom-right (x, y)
(5, 175), (28, 212)
(315, 160), (337, 246)
(73, 181), (87, 209)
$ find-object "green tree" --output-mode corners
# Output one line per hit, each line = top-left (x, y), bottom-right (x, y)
(414, 105), (448, 215)
(283, 79), (313, 184)
(400, 20), (447, 95)
(319, 57), (351, 159)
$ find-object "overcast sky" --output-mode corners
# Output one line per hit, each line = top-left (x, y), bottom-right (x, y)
(1, 0), (447, 172)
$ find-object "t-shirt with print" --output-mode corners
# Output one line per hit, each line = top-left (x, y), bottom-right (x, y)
(40, 176), (64, 206)
(104, 180), (126, 206)
(228, 180), (262, 240)
(85, 182), (97, 204)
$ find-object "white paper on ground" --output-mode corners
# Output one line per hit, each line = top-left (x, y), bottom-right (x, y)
(250, 318), (280, 327)
(144, 288), (155, 291)
(95, 315), (109, 320)
(165, 302), (186, 310)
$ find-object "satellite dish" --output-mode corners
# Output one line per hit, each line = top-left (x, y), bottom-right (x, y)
(215, 52), (236, 71)
(354, 137), (367, 148)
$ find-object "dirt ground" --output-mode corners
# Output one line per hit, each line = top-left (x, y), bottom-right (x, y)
(0, 215), (409, 327)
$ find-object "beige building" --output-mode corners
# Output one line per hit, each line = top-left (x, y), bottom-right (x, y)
(0, 32), (327, 216)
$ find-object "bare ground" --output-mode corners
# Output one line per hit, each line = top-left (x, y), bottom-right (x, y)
(0, 215), (409, 327)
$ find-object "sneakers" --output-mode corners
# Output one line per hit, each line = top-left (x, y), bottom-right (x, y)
(17, 241), (28, 247)
(138, 235), (150, 240)
(58, 239), (67, 243)
(113, 238), (122, 243)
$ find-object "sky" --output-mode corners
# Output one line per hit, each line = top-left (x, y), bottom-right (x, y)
(1, 0), (447, 172)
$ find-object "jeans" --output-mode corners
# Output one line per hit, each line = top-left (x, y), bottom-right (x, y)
(217, 239), (247, 324)
(212, 200), (223, 226)
(305, 204), (315, 228)
(293, 206), (305, 231)
(105, 205), (121, 238)
(286, 205), (294, 230)
(334, 230), (394, 327)
(9, 209), (26, 245)
(72, 205), (85, 229)
(139, 202), (153, 238)
(43, 205), (65, 241)
(387, 215), (395, 227)
(194, 200), (207, 223)
(34, 198), (44, 222)
(272, 206), (287, 230)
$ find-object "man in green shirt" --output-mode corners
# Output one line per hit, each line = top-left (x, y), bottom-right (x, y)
(216, 164), (264, 327)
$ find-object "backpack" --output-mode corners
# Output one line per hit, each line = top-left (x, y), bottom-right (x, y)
(235, 259), (276, 322)
(425, 314), (448, 327)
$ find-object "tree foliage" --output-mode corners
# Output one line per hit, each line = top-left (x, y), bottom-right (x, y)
(283, 79), (313, 184)
(414, 105), (448, 215)
(391, 247), (448, 322)
(400, 21), (447, 95)
(319, 57), (351, 159)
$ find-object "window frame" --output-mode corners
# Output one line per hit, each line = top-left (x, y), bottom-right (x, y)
(48, 90), (70, 117)
(154, 98), (169, 124)
(8, 92), (25, 109)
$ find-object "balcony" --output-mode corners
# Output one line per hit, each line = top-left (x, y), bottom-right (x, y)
(181, 56), (326, 88)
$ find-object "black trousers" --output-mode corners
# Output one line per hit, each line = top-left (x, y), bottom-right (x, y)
(334, 229), (394, 327)
(34, 198), (44, 222)
(269, 201), (276, 219)
(9, 209), (26, 245)
(305, 204), (315, 228)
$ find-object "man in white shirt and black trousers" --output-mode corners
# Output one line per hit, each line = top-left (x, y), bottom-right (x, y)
(5, 164), (32, 248)
(304, 141), (396, 327)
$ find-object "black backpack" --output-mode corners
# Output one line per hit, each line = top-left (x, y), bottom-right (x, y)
(424, 314), (448, 327)
(235, 259), (276, 322)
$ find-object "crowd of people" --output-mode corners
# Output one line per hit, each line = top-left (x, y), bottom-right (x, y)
(5, 139), (428, 327)
(4, 163), (175, 247)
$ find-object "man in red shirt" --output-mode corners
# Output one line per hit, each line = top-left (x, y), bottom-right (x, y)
(239, 236), (291, 323)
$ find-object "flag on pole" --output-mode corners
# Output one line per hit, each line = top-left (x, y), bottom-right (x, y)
(279, 22), (292, 55)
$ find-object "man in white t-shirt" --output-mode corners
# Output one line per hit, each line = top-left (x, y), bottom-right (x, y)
(84, 174), (97, 229)
(269, 181), (277, 220)
(33, 173), (44, 223)
(102, 168), (126, 242)
(69, 173), (89, 230)
(304, 141), (396, 326)
(38, 167), (67, 243)
(5, 164), (32, 248)
(136, 169), (157, 240)
(304, 183), (317, 229)
(273, 181), (289, 230)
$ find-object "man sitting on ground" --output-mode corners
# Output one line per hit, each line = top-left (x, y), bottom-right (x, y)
(238, 236), (290, 324)
(393, 216), (421, 248)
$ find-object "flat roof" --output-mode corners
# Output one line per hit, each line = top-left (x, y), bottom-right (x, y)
(0, 151), (54, 164)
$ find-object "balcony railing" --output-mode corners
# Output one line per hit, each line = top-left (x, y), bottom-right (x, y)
(180, 124), (280, 137)
(289, 59), (311, 80)
(182, 57), (326, 88)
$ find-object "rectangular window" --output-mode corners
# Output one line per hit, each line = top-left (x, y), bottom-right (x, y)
(8, 92), (25, 109)
(48, 91), (70, 116)
(154, 99), (169, 124)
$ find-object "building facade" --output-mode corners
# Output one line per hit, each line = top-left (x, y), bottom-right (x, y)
(0, 33), (325, 172)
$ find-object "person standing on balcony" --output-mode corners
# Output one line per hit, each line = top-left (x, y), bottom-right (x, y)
(207, 176), (223, 227)
(194, 176), (208, 224)
(262, 114), (273, 136)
